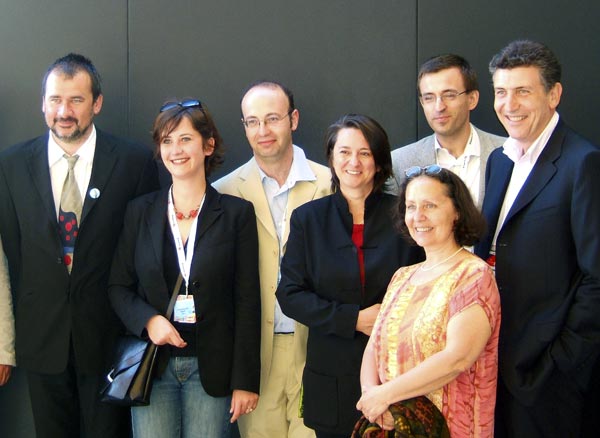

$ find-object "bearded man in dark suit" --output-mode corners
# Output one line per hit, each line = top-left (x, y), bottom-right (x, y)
(0, 53), (159, 438)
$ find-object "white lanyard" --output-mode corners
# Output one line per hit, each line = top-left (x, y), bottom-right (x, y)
(167, 187), (205, 296)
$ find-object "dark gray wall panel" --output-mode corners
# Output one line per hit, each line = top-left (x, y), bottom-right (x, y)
(128, 1), (417, 179)
(0, 0), (129, 147)
(417, 0), (600, 144)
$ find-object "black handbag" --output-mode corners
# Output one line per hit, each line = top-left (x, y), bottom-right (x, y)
(101, 274), (183, 406)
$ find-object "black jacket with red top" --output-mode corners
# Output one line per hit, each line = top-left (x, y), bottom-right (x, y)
(276, 190), (423, 434)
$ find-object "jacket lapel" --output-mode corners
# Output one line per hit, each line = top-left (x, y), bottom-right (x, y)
(478, 151), (513, 256)
(477, 128), (501, 208)
(140, 189), (170, 309)
(26, 135), (58, 226)
(504, 123), (563, 224)
(421, 136), (437, 166)
(194, 186), (222, 245)
(238, 160), (277, 240)
(186, 186), (223, 292)
(80, 131), (117, 225)
(284, 180), (318, 244)
(145, 188), (169, 272)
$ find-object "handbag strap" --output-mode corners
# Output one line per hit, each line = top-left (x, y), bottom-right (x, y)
(164, 274), (183, 320)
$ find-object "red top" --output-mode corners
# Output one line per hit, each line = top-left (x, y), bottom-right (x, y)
(352, 224), (365, 288)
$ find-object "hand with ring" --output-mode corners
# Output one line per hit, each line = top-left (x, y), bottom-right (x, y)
(230, 389), (259, 422)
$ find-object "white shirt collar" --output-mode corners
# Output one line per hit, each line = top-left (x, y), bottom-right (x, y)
(259, 144), (317, 189)
(434, 124), (480, 159)
(48, 125), (97, 166)
(502, 112), (560, 164)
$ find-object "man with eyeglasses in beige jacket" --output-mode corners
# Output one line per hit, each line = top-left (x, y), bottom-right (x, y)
(214, 80), (330, 438)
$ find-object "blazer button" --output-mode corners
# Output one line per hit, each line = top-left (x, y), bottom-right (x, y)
(192, 281), (200, 288)
(57, 257), (63, 264)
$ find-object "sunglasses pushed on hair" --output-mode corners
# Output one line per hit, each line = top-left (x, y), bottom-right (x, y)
(404, 164), (443, 179)
(159, 99), (203, 113)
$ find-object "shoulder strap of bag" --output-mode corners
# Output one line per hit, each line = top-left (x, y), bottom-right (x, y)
(165, 274), (183, 320)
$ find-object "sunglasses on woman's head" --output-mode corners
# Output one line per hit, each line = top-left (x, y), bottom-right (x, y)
(404, 164), (443, 178)
(159, 99), (203, 113)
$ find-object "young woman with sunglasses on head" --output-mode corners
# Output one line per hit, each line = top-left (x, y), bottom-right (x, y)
(108, 99), (260, 437)
(356, 166), (500, 438)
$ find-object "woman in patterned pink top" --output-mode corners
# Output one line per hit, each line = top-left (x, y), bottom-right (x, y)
(356, 166), (501, 437)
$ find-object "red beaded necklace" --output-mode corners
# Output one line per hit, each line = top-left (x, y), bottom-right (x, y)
(173, 203), (201, 220)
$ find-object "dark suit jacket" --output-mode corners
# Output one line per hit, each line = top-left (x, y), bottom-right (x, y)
(475, 119), (600, 406)
(0, 130), (159, 374)
(108, 185), (261, 397)
(276, 191), (424, 434)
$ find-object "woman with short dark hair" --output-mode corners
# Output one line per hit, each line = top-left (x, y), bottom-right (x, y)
(276, 114), (423, 438)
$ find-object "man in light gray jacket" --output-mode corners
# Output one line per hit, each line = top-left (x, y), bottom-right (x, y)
(389, 54), (504, 208)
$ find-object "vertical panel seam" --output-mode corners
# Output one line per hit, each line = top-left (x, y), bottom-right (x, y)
(415, 0), (419, 141)
(126, 0), (131, 136)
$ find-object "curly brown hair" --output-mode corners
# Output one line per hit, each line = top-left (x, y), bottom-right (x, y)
(395, 168), (486, 247)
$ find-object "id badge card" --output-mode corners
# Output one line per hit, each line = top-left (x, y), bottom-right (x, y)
(174, 295), (196, 323)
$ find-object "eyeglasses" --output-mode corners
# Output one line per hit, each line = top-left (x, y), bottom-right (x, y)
(241, 110), (292, 129)
(159, 99), (203, 113)
(419, 90), (469, 105)
(404, 164), (443, 179)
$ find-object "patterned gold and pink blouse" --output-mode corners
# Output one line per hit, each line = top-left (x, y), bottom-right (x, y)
(372, 256), (500, 438)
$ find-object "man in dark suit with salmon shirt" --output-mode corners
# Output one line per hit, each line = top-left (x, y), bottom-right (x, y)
(475, 40), (600, 438)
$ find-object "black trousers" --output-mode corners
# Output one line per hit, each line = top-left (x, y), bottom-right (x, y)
(582, 356), (600, 437)
(27, 344), (130, 438)
(495, 369), (584, 438)
(316, 431), (349, 438)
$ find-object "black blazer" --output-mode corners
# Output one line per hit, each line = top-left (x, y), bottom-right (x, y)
(276, 191), (424, 434)
(0, 130), (159, 374)
(108, 185), (261, 397)
(475, 119), (600, 405)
